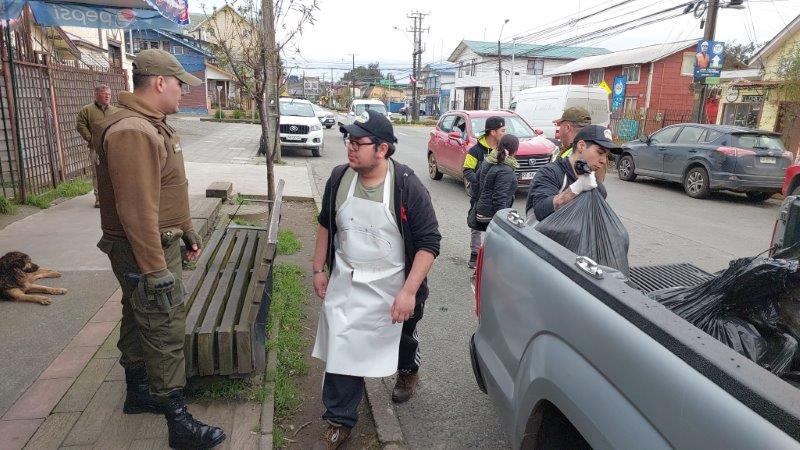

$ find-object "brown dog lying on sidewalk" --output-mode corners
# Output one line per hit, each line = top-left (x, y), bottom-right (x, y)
(0, 251), (67, 305)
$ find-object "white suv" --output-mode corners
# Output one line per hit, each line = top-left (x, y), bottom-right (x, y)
(279, 98), (324, 157)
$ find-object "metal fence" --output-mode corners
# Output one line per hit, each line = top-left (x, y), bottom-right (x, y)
(0, 27), (128, 200)
(608, 109), (693, 143)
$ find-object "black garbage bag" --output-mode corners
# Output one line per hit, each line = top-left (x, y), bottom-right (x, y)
(649, 257), (800, 375)
(535, 188), (630, 275)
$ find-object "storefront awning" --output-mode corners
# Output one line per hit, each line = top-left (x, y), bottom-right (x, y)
(1, 0), (189, 30)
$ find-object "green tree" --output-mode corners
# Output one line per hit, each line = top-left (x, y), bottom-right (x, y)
(723, 41), (759, 70)
(342, 63), (383, 84)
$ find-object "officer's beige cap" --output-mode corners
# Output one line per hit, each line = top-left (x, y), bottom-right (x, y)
(132, 49), (202, 87)
(554, 106), (591, 126)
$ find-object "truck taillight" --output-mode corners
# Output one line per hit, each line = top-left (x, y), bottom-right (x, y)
(716, 146), (755, 157)
(474, 245), (485, 318)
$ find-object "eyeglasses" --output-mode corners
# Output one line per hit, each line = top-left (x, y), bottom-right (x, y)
(346, 139), (376, 150)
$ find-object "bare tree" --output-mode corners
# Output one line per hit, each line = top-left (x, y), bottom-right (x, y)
(202, 0), (319, 203)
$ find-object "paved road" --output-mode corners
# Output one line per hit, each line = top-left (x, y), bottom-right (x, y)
(289, 124), (782, 449)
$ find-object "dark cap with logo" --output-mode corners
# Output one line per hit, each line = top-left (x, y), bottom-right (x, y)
(554, 107), (591, 125)
(339, 109), (397, 143)
(573, 124), (622, 154)
(483, 116), (505, 134)
(132, 49), (202, 87)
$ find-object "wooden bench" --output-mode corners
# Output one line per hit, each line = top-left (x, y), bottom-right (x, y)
(182, 181), (283, 377)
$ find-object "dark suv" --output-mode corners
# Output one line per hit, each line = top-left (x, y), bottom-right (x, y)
(617, 124), (791, 201)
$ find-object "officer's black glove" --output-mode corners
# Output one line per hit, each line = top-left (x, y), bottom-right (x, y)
(182, 229), (202, 250)
(143, 269), (175, 311)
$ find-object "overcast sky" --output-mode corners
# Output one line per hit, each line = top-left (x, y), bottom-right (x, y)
(192, 0), (800, 81)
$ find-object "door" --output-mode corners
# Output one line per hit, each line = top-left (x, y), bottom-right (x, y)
(638, 125), (681, 174)
(664, 126), (706, 179)
(432, 114), (457, 168)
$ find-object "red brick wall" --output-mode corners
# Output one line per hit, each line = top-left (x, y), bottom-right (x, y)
(179, 70), (208, 114)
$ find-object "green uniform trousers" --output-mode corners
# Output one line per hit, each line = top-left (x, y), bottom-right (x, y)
(98, 235), (186, 400)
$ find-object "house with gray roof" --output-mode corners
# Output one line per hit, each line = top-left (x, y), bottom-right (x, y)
(446, 39), (609, 110)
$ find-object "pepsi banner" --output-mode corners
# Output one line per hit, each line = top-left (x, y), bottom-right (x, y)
(2, 1), (187, 30)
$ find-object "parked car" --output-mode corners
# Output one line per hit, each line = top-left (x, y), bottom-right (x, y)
(510, 85), (610, 145)
(312, 104), (336, 129)
(617, 124), (791, 201)
(471, 208), (800, 449)
(427, 110), (556, 194)
(781, 156), (800, 197)
(279, 98), (324, 157)
(339, 99), (391, 127)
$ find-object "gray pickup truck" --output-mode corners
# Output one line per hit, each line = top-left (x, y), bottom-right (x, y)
(470, 208), (800, 449)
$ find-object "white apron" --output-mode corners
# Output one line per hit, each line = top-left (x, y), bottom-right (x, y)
(311, 167), (406, 377)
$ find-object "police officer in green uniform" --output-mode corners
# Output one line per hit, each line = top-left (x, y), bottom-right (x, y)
(93, 49), (225, 449)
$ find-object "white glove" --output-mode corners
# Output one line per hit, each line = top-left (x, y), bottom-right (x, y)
(569, 172), (597, 195)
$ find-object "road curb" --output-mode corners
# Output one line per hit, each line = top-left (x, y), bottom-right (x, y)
(259, 316), (280, 450)
(305, 160), (323, 212)
(364, 378), (408, 449)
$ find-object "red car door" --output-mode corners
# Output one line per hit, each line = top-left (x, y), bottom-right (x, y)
(431, 114), (457, 175)
(447, 114), (469, 175)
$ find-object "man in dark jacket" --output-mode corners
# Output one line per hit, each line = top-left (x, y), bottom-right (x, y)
(526, 125), (621, 222)
(311, 109), (441, 449)
(463, 116), (505, 268)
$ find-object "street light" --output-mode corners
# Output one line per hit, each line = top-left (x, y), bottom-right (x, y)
(498, 19), (509, 109)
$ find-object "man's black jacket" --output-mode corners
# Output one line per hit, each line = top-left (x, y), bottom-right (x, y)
(526, 157), (607, 221)
(318, 160), (441, 305)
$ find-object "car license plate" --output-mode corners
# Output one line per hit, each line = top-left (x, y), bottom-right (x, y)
(520, 172), (534, 180)
(760, 156), (777, 164)
(284, 135), (303, 141)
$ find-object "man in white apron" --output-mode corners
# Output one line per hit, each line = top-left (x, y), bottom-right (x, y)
(311, 110), (441, 449)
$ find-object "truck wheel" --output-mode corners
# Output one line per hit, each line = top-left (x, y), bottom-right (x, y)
(684, 167), (710, 199)
(428, 152), (443, 180)
(746, 192), (772, 202)
(312, 142), (323, 157)
(617, 155), (637, 181)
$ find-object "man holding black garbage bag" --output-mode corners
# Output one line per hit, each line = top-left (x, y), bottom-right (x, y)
(526, 124), (621, 222)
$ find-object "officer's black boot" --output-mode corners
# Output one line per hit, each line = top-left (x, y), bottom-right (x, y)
(123, 363), (162, 415)
(162, 390), (226, 449)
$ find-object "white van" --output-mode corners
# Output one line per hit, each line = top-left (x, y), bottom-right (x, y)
(340, 99), (390, 126)
(510, 85), (610, 142)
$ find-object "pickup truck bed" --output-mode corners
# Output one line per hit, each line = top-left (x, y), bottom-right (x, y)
(471, 210), (800, 449)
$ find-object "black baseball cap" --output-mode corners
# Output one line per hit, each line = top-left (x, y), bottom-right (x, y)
(483, 116), (505, 134)
(340, 109), (397, 143)
(573, 125), (622, 154)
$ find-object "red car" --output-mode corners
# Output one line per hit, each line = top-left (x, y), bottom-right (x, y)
(427, 110), (556, 193)
(782, 158), (800, 197)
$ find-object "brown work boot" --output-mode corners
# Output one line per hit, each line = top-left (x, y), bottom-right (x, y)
(312, 423), (351, 450)
(392, 371), (419, 404)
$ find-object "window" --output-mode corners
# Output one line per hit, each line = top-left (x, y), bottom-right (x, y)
(703, 130), (722, 143)
(182, 83), (190, 94)
(555, 75), (571, 85)
(172, 45), (184, 55)
(470, 116), (535, 139)
(681, 53), (695, 76)
(452, 116), (467, 138)
(133, 39), (141, 52)
(623, 97), (637, 112)
(674, 126), (705, 144)
(527, 58), (543, 75)
(623, 65), (640, 83)
(469, 59), (477, 77)
(439, 114), (456, 132)
(108, 44), (122, 68)
(650, 126), (680, 144)
(458, 61), (464, 78)
(589, 68), (604, 85)
(733, 134), (787, 151)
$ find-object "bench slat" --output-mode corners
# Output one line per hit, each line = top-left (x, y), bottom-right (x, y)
(235, 232), (268, 374)
(184, 231), (236, 377)
(197, 230), (249, 376)
(217, 230), (259, 375)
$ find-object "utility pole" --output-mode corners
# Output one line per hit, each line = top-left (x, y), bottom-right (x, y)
(692, 0), (720, 123)
(498, 19), (509, 109)
(302, 70), (306, 99)
(407, 11), (428, 122)
(349, 53), (356, 103)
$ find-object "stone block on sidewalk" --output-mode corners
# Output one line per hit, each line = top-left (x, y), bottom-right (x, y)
(190, 196), (222, 221)
(205, 181), (232, 200)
